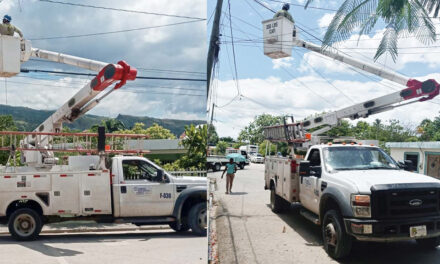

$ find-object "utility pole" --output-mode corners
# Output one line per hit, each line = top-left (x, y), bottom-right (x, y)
(207, 0), (223, 146)
(207, 0), (223, 98)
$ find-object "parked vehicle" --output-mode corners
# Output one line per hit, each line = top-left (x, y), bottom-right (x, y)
(206, 155), (229, 172)
(239, 145), (259, 157)
(265, 144), (440, 259)
(251, 153), (264, 163)
(0, 36), (207, 241)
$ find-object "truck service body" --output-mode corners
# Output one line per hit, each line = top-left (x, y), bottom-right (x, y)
(0, 36), (207, 240)
(261, 16), (440, 259)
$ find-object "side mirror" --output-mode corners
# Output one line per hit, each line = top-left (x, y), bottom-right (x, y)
(404, 160), (414, 171)
(299, 161), (310, 177)
(156, 169), (165, 182)
(310, 166), (322, 178)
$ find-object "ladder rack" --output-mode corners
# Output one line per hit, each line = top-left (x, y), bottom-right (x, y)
(0, 131), (151, 154)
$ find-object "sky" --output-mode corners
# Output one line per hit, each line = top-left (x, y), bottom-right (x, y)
(208, 0), (440, 139)
(0, 0), (206, 122)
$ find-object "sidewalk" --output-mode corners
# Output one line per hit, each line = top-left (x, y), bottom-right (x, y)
(0, 221), (168, 235)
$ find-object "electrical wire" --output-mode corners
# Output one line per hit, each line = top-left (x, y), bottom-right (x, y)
(20, 68), (207, 82)
(227, 0), (241, 96)
(38, 0), (206, 20)
(29, 19), (205, 41)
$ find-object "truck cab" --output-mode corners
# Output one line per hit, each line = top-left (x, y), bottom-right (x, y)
(266, 144), (440, 259)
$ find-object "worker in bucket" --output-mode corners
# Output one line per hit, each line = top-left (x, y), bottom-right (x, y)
(273, 3), (297, 37)
(0, 15), (23, 38)
(221, 158), (237, 195)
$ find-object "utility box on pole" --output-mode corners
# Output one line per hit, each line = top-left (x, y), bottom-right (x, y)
(262, 17), (293, 59)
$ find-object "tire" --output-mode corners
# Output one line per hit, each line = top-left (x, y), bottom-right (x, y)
(214, 163), (221, 172)
(8, 208), (43, 241)
(417, 237), (440, 249)
(188, 202), (207, 236)
(239, 163), (245, 170)
(169, 221), (190, 232)
(270, 187), (284, 213)
(322, 209), (352, 259)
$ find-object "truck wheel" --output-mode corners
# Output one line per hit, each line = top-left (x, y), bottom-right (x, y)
(214, 163), (221, 172)
(417, 237), (440, 248)
(169, 221), (190, 232)
(188, 202), (207, 236)
(270, 187), (284, 213)
(322, 210), (352, 259)
(239, 163), (245, 170)
(8, 208), (43, 241)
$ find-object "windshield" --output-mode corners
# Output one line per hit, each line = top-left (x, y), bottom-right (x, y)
(322, 147), (398, 171)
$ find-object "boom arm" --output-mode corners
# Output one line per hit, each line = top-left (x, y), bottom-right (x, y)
(18, 41), (137, 165)
(262, 17), (440, 144)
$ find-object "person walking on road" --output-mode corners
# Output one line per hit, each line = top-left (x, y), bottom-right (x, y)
(221, 158), (237, 194)
(0, 15), (23, 38)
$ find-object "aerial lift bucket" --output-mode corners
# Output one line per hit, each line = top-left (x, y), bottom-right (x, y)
(0, 35), (31, 77)
(262, 16), (295, 59)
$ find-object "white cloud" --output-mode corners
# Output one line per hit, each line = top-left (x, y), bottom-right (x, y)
(318, 12), (335, 28)
(272, 57), (293, 69)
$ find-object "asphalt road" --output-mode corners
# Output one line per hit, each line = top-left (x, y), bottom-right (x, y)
(0, 226), (207, 264)
(211, 163), (440, 264)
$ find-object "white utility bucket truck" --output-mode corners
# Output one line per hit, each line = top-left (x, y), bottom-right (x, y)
(0, 36), (207, 240)
(262, 17), (440, 259)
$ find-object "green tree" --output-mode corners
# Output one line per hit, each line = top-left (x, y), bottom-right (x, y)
(0, 115), (18, 165)
(238, 114), (284, 144)
(118, 122), (176, 139)
(178, 124), (207, 169)
(91, 119), (126, 133)
(305, 0), (438, 61)
(219, 136), (234, 143)
(145, 123), (176, 139)
(216, 141), (228, 155)
(208, 124), (219, 145)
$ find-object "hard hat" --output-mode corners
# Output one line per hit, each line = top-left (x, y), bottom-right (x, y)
(3, 15), (11, 22)
(282, 3), (290, 10)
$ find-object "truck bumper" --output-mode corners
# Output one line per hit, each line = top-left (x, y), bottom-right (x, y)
(344, 216), (440, 242)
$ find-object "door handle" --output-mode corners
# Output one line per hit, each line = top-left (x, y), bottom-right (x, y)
(121, 186), (127, 194)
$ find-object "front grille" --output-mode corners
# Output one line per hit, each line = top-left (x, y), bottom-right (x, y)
(371, 185), (440, 219)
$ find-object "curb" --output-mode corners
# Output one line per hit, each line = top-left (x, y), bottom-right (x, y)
(0, 225), (168, 235)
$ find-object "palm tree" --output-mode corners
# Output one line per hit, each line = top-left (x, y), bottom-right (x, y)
(304, 0), (439, 61)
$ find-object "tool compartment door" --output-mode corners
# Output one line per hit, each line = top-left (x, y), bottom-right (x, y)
(51, 173), (80, 215)
(80, 171), (112, 215)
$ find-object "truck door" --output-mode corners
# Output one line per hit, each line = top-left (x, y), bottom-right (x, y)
(299, 148), (321, 214)
(116, 159), (175, 217)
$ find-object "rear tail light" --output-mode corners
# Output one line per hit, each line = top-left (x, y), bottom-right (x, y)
(291, 160), (298, 173)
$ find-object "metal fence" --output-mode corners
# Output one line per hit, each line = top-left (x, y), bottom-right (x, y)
(168, 170), (207, 177)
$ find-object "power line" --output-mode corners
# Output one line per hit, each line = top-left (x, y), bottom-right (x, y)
(4, 79), (205, 97)
(38, 0), (206, 20)
(227, 0), (241, 96)
(28, 58), (206, 76)
(29, 19), (204, 41)
(20, 68), (207, 82)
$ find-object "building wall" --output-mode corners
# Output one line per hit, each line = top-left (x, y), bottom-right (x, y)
(389, 147), (440, 177)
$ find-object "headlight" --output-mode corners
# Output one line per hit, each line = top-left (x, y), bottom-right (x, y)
(351, 194), (371, 218)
